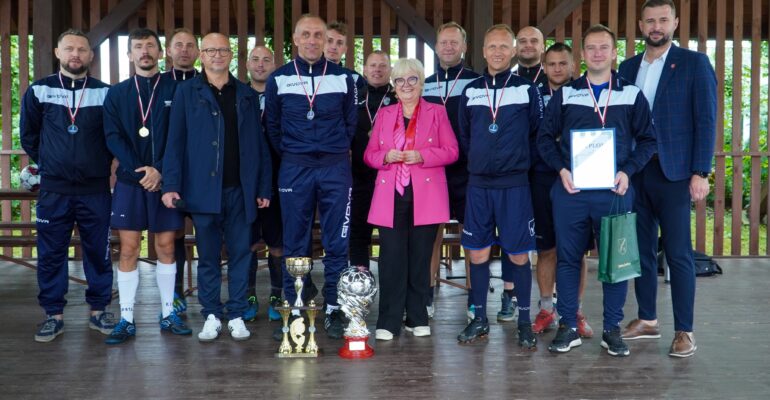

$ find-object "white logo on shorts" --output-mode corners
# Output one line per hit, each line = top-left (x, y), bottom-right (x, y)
(528, 219), (536, 237)
(462, 229), (473, 236)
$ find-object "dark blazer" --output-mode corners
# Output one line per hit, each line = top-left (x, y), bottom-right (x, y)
(618, 45), (717, 182)
(163, 74), (272, 223)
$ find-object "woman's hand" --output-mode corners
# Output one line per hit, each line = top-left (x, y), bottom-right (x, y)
(385, 149), (404, 164)
(402, 150), (423, 164)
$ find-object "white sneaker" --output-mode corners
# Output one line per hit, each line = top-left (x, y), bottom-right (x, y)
(405, 326), (431, 337)
(426, 304), (435, 319)
(228, 317), (251, 341)
(375, 329), (394, 341)
(198, 314), (221, 342)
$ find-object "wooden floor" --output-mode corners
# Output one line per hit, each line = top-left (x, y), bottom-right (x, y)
(0, 257), (768, 399)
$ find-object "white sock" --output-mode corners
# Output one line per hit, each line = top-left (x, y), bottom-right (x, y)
(117, 269), (139, 323)
(326, 304), (339, 314)
(156, 262), (177, 318)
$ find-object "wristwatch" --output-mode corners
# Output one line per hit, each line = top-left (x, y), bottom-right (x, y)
(693, 171), (710, 178)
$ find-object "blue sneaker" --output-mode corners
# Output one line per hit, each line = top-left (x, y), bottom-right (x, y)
(89, 312), (117, 335)
(34, 316), (64, 343)
(243, 296), (259, 321)
(497, 292), (518, 322)
(173, 293), (188, 315)
(268, 295), (282, 321)
(105, 318), (136, 345)
(160, 311), (192, 335)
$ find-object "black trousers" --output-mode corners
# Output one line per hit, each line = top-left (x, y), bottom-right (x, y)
(349, 173), (375, 267)
(376, 186), (438, 334)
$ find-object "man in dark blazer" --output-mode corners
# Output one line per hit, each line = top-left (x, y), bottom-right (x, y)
(618, 0), (716, 358)
(162, 33), (272, 342)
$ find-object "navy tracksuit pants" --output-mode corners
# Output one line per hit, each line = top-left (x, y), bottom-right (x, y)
(279, 159), (352, 307)
(633, 159), (696, 332)
(191, 186), (251, 320)
(36, 191), (113, 315)
(551, 183), (633, 331)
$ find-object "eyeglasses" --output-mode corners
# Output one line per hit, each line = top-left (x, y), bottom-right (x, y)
(202, 47), (232, 57)
(393, 76), (419, 87)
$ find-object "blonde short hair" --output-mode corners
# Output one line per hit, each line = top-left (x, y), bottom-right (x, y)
(391, 58), (425, 86)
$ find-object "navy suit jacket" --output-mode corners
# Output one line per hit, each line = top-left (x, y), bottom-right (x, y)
(618, 45), (717, 182)
(163, 74), (272, 223)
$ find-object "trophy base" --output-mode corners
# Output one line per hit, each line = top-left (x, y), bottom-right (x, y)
(338, 335), (374, 359)
(276, 351), (320, 358)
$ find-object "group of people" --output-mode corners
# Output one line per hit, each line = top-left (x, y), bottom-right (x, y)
(21, 0), (714, 359)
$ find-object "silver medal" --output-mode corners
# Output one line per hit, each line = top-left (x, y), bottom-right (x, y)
(139, 126), (150, 137)
(488, 123), (499, 134)
(67, 124), (79, 134)
(307, 109), (315, 120)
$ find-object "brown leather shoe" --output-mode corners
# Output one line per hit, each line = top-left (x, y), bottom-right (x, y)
(669, 331), (697, 358)
(621, 319), (661, 340)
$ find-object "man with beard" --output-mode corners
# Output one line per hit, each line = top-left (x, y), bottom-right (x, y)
(265, 15), (358, 340)
(349, 50), (396, 269)
(243, 45), (283, 322)
(163, 27), (200, 317)
(530, 43), (594, 339)
(513, 26), (548, 89)
(102, 28), (191, 344)
(421, 21), (479, 320)
(618, 0), (717, 358)
(21, 29), (115, 342)
(163, 33), (272, 342)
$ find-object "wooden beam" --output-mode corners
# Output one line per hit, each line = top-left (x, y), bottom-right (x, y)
(469, 0), (492, 72)
(382, 0), (436, 49)
(536, 0), (583, 37)
(32, 0), (70, 79)
(86, 0), (145, 48)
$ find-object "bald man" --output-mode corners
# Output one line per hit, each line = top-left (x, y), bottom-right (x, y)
(514, 26), (548, 88)
(163, 33), (273, 342)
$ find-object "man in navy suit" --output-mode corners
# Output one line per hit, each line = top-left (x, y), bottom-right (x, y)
(618, 0), (716, 358)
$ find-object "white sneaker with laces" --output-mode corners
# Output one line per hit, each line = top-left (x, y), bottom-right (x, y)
(198, 314), (221, 342)
(375, 329), (394, 341)
(228, 317), (251, 341)
(405, 326), (431, 337)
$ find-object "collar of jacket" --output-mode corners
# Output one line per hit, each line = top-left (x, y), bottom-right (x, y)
(191, 73), (254, 106)
(436, 60), (465, 77)
(294, 55), (328, 73)
(482, 68), (514, 87)
(367, 83), (392, 94)
(573, 70), (624, 90)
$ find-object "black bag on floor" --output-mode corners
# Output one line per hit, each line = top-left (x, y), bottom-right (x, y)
(656, 247), (723, 277)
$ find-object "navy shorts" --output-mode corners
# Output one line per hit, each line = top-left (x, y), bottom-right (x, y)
(252, 193), (283, 248)
(462, 185), (536, 255)
(111, 181), (184, 233)
(531, 174), (596, 252)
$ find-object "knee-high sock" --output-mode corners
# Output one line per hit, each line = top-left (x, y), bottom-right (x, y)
(156, 262), (176, 318)
(118, 269), (139, 323)
(174, 237), (186, 295)
(469, 261), (491, 321)
(509, 258), (532, 324)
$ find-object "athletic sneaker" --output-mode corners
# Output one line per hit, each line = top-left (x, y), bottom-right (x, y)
(160, 311), (192, 335)
(243, 296), (259, 321)
(548, 324), (582, 353)
(324, 309), (345, 339)
(576, 311), (594, 338)
(466, 305), (475, 323)
(198, 314), (222, 342)
(457, 317), (490, 343)
(89, 312), (116, 335)
(35, 316), (64, 343)
(228, 317), (251, 341)
(601, 329), (630, 357)
(105, 318), (136, 345)
(273, 314), (300, 341)
(532, 308), (558, 334)
(404, 326), (431, 337)
(268, 296), (283, 321)
(517, 323), (537, 349)
(173, 292), (187, 315)
(497, 292), (518, 322)
(375, 329), (394, 341)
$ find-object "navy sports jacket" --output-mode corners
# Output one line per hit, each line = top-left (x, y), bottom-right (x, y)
(537, 72), (657, 178)
(103, 72), (177, 186)
(264, 56), (357, 166)
(20, 73), (112, 194)
(458, 69), (544, 188)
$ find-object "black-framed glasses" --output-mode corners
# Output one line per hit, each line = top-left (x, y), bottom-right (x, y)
(393, 76), (419, 87)
(202, 47), (232, 57)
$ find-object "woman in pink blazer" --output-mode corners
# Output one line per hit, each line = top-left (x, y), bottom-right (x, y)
(364, 58), (459, 341)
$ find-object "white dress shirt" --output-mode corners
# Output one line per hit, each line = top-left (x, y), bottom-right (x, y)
(635, 45), (672, 110)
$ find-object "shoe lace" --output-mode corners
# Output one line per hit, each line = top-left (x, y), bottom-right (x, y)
(99, 312), (116, 325)
(39, 318), (58, 331)
(168, 312), (184, 325)
(113, 318), (130, 333)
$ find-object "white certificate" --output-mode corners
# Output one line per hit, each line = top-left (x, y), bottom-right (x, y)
(570, 128), (616, 190)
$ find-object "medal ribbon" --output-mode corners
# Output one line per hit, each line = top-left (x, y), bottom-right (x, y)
(58, 72), (88, 126)
(483, 71), (513, 125)
(365, 90), (388, 126)
(585, 76), (613, 128)
(437, 67), (463, 105)
(134, 74), (162, 129)
(293, 59), (328, 111)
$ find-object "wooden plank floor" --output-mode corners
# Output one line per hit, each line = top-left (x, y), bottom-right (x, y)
(1, 257), (768, 399)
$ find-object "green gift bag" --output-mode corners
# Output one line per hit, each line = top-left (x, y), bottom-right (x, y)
(598, 210), (642, 284)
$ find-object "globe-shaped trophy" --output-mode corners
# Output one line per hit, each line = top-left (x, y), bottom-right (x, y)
(337, 266), (378, 359)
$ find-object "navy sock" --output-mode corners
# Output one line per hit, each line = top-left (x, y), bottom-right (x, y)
(501, 257), (515, 282)
(268, 254), (283, 298)
(508, 258), (532, 324)
(469, 261), (491, 321)
(174, 237), (186, 295)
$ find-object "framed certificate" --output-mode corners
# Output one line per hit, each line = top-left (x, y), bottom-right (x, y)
(570, 128), (616, 190)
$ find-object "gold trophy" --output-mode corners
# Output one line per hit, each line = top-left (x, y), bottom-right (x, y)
(276, 257), (322, 358)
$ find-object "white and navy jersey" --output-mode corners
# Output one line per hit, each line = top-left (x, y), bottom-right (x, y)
(264, 56), (358, 166)
(458, 69), (544, 188)
(163, 67), (200, 82)
(20, 73), (112, 194)
(513, 63), (548, 90)
(530, 83), (565, 177)
(537, 72), (657, 178)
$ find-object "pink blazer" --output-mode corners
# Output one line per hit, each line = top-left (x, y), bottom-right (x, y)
(364, 98), (459, 228)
